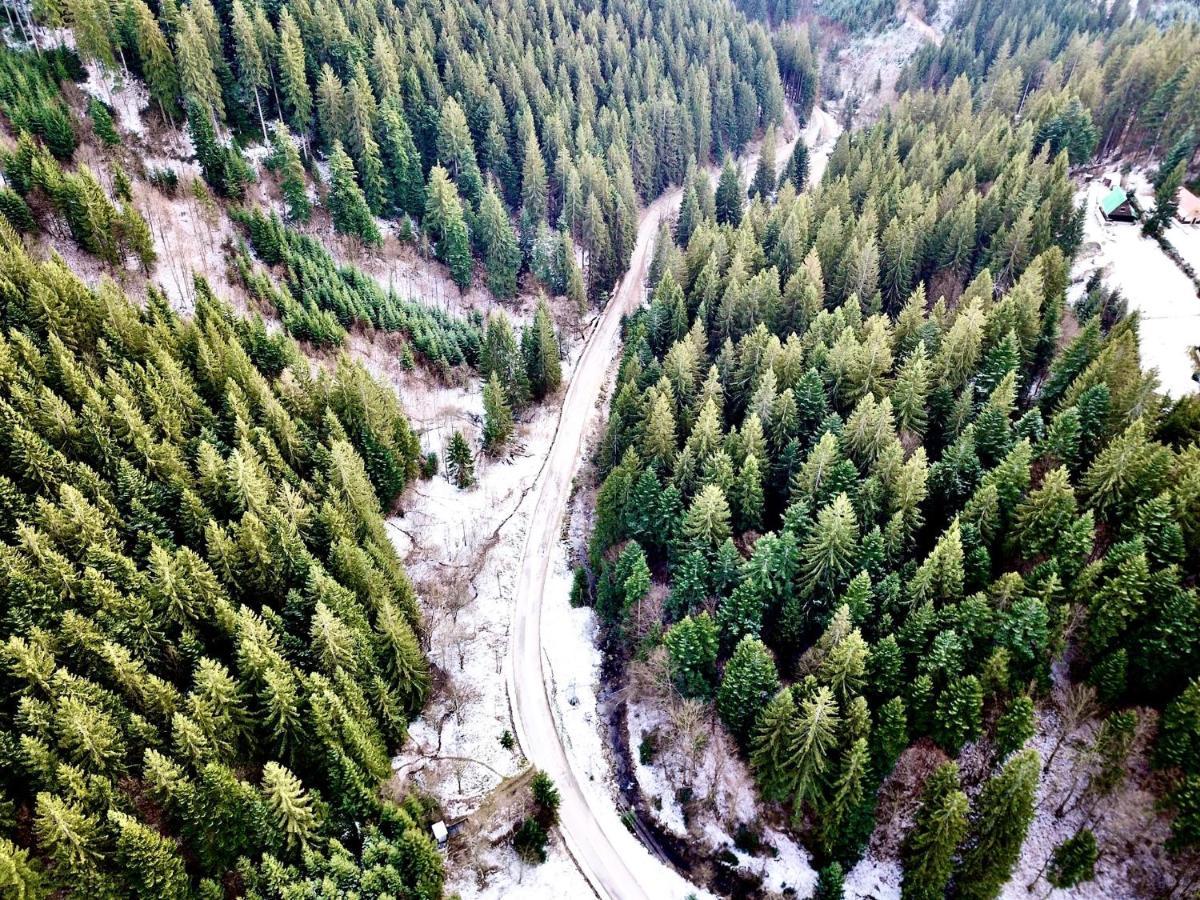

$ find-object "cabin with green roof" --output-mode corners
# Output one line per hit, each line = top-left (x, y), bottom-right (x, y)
(1099, 185), (1137, 222)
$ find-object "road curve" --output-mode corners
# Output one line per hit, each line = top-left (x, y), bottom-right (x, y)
(505, 107), (832, 900)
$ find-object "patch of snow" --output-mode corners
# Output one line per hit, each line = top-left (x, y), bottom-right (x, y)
(825, 0), (963, 127)
(625, 691), (818, 896)
(844, 854), (902, 900)
(380, 326), (599, 898)
(444, 831), (586, 900)
(805, 104), (843, 188)
(80, 61), (148, 138)
(1165, 221), (1200, 275)
(1074, 177), (1200, 398)
(1000, 699), (1171, 899)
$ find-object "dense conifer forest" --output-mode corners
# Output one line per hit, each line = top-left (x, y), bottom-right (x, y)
(0, 219), (446, 894)
(585, 75), (1200, 894)
(0, 0), (1199, 893)
(36, 0), (790, 300)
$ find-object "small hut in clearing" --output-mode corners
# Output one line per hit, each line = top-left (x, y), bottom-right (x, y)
(1099, 186), (1137, 222)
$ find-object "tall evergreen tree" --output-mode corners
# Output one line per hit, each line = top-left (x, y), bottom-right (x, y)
(901, 762), (968, 900)
(957, 749), (1040, 900)
(327, 141), (381, 245)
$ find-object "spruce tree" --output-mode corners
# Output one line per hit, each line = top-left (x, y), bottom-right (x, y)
(445, 430), (475, 489)
(523, 296), (562, 398)
(175, 7), (224, 122)
(482, 371), (514, 453)
(784, 140), (810, 190)
(994, 694), (1036, 760)
(717, 636), (780, 745)
(276, 8), (311, 133)
(271, 123), (310, 223)
(425, 166), (472, 288)
(1143, 160), (1185, 237)
(328, 141), (381, 245)
(131, 0), (179, 121)
(664, 612), (719, 698)
(751, 688), (801, 802)
(901, 762), (968, 900)
(750, 122), (777, 198)
(477, 184), (521, 299)
(957, 748), (1040, 900)
(715, 155), (744, 225)
(1047, 829), (1098, 889)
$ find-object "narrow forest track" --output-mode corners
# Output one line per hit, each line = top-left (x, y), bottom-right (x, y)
(504, 105), (834, 899)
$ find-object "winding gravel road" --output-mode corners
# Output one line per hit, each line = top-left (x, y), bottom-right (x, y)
(505, 106), (839, 900)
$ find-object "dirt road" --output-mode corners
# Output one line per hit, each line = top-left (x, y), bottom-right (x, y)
(505, 104), (836, 900)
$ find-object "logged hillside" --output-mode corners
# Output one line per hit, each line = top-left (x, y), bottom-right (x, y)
(25, 0), (789, 304)
(0, 216), (450, 895)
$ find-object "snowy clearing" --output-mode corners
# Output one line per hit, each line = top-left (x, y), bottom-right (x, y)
(79, 61), (148, 138)
(1074, 177), (1200, 398)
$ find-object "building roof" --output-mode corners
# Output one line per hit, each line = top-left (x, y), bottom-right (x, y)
(1179, 186), (1200, 219)
(1100, 186), (1129, 216)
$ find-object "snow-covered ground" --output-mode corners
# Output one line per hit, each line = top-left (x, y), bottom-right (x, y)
(845, 855), (902, 899)
(1165, 220), (1200, 275)
(805, 104), (842, 188)
(626, 693), (818, 898)
(80, 61), (148, 138)
(1074, 177), (1200, 398)
(824, 0), (959, 126)
(380, 325), (609, 897)
(387, 348), (588, 810)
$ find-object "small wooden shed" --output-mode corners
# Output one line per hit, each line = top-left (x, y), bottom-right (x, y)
(1099, 186), (1137, 222)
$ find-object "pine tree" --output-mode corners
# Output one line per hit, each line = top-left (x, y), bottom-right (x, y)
(676, 185), (700, 246)
(790, 685), (841, 813)
(315, 64), (347, 152)
(271, 123), (310, 222)
(445, 430), (475, 488)
(818, 736), (869, 858)
(378, 103), (425, 219)
(437, 97), (484, 206)
(1047, 829), (1098, 889)
(751, 688), (800, 801)
(684, 483), (732, 552)
(995, 694), (1036, 759)
(784, 140), (810, 190)
(261, 762), (317, 852)
(230, 0), (269, 141)
(175, 7), (224, 122)
(901, 762), (968, 900)
(520, 132), (548, 225)
(735, 453), (765, 533)
(524, 296), (562, 398)
(276, 8), (311, 134)
(328, 141), (381, 245)
(425, 166), (472, 288)
(131, 0), (179, 121)
(87, 97), (120, 145)
(799, 493), (860, 601)
(1143, 160), (1185, 237)
(717, 636), (780, 745)
(664, 612), (719, 698)
(118, 203), (156, 273)
(477, 184), (521, 299)
(815, 862), (844, 900)
(957, 748), (1040, 900)
(750, 122), (777, 198)
(715, 155), (744, 225)
(482, 371), (514, 453)
(934, 674), (983, 754)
